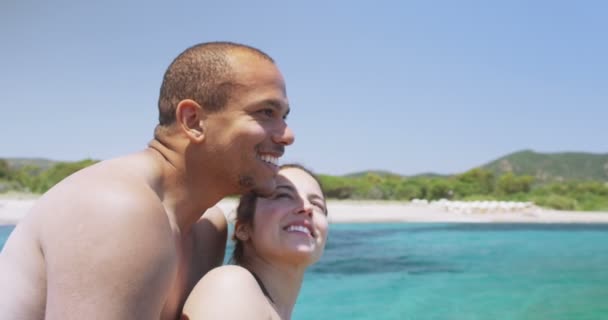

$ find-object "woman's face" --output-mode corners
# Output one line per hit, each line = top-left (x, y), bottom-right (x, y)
(246, 167), (329, 266)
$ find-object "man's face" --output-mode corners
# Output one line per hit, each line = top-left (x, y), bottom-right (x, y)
(204, 54), (294, 196)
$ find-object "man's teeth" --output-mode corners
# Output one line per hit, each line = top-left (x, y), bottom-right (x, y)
(286, 225), (311, 236)
(260, 154), (278, 166)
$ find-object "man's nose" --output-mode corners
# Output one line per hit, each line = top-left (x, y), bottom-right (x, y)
(272, 125), (295, 146)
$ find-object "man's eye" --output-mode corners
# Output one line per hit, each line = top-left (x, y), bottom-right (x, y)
(259, 109), (274, 117)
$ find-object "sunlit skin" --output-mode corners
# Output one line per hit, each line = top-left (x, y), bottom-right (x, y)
(246, 167), (329, 268)
(182, 167), (329, 320)
(0, 47), (294, 320)
(199, 51), (294, 198)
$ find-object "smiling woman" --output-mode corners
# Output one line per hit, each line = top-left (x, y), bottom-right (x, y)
(181, 164), (329, 320)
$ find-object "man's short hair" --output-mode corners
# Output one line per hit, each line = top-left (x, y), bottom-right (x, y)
(157, 41), (274, 126)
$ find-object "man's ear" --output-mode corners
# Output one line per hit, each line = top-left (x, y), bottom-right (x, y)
(234, 222), (250, 241)
(175, 99), (206, 143)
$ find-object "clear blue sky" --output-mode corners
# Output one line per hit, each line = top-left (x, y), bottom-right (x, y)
(1, 0), (606, 175)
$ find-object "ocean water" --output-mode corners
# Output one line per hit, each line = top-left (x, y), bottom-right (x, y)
(0, 226), (11, 252)
(2, 223), (608, 319)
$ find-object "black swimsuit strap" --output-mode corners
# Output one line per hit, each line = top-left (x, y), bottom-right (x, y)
(250, 271), (275, 303)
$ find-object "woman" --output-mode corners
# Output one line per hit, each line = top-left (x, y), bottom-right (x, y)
(182, 164), (329, 320)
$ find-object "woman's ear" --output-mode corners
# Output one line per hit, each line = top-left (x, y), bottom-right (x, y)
(234, 223), (250, 241)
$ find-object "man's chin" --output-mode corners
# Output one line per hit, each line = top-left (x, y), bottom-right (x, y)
(251, 181), (277, 198)
(237, 172), (277, 197)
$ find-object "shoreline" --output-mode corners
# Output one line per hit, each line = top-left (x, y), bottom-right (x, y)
(2, 197), (608, 226)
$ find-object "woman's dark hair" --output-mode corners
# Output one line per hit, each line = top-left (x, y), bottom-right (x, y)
(230, 164), (326, 265)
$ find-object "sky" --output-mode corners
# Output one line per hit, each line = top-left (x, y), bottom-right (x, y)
(1, 0), (606, 176)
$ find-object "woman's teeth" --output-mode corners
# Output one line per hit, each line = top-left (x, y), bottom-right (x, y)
(286, 225), (311, 236)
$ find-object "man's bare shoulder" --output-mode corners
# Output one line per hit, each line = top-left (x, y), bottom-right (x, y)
(35, 158), (178, 318)
(33, 156), (164, 223)
(40, 158), (171, 245)
(0, 156), (171, 319)
(27, 155), (174, 268)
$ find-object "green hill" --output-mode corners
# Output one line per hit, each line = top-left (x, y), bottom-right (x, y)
(480, 150), (608, 182)
(341, 171), (451, 179)
(342, 170), (404, 178)
(410, 172), (451, 179)
(327, 149), (608, 183)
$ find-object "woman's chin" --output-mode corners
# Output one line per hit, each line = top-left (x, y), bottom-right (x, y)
(282, 247), (322, 265)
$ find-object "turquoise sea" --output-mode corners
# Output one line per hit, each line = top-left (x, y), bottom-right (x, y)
(2, 223), (608, 319)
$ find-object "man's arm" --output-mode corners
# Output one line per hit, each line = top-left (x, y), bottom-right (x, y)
(39, 184), (176, 319)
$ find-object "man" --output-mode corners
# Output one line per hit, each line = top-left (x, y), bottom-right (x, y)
(0, 42), (294, 319)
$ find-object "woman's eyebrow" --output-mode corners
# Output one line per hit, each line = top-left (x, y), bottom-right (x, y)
(276, 185), (296, 193)
(309, 194), (324, 202)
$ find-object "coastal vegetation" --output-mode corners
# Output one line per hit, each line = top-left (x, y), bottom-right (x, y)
(0, 158), (97, 194)
(318, 170), (608, 211)
(1, 150), (607, 211)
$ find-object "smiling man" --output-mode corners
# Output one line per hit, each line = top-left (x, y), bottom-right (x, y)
(0, 42), (294, 320)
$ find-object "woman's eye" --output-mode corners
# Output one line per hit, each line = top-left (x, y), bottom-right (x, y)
(313, 202), (327, 214)
(273, 192), (291, 199)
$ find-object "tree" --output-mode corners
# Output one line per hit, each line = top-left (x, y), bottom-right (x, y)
(0, 159), (10, 180)
(453, 168), (495, 196)
(33, 159), (97, 193)
(496, 173), (534, 195)
(427, 179), (453, 200)
(318, 175), (355, 199)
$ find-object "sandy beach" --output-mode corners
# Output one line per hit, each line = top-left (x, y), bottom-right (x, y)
(2, 196), (608, 226)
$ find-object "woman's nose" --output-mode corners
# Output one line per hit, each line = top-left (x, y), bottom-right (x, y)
(296, 202), (313, 217)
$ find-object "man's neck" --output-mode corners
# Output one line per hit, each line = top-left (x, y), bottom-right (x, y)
(146, 140), (229, 233)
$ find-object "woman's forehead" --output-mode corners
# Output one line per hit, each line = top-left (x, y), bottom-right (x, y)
(277, 168), (323, 195)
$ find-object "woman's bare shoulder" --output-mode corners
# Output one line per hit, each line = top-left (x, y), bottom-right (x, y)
(182, 265), (271, 319)
(189, 265), (261, 296)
